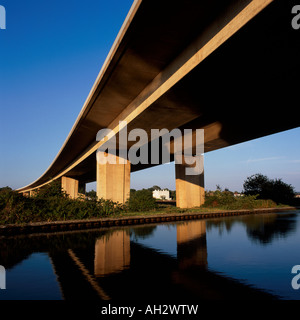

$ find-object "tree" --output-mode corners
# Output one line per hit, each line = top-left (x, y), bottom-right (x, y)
(86, 190), (97, 200)
(243, 174), (269, 197)
(0, 186), (12, 192)
(243, 173), (295, 204)
(130, 189), (136, 195)
(152, 185), (161, 190)
(147, 185), (161, 192)
(268, 178), (295, 204)
(170, 190), (176, 200)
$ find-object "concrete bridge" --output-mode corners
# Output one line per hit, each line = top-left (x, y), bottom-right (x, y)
(18, 0), (300, 208)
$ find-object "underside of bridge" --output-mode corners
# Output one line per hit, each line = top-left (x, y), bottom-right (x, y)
(19, 0), (300, 208)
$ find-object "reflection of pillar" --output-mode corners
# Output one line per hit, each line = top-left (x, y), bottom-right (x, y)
(61, 176), (78, 199)
(175, 156), (205, 208)
(177, 220), (207, 269)
(96, 155), (130, 204)
(94, 230), (130, 276)
(177, 220), (206, 243)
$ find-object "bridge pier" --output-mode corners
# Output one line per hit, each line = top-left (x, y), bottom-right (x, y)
(61, 176), (79, 199)
(29, 190), (37, 197)
(96, 155), (130, 204)
(175, 156), (205, 208)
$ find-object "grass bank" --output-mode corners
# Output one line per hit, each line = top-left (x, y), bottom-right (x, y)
(0, 184), (295, 226)
(1, 206), (297, 237)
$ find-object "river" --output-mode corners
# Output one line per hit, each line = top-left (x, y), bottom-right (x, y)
(1, 210), (300, 300)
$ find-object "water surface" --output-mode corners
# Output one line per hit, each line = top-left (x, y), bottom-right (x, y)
(1, 210), (299, 300)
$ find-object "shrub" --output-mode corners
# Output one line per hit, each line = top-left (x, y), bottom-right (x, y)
(204, 189), (236, 208)
(126, 189), (158, 212)
(0, 183), (125, 225)
(34, 180), (66, 199)
(203, 188), (277, 210)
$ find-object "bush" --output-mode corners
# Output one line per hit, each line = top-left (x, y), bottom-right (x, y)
(203, 188), (277, 210)
(0, 182), (125, 225)
(0, 187), (13, 211)
(126, 189), (158, 212)
(0, 188), (33, 224)
(34, 180), (66, 199)
(204, 190), (236, 208)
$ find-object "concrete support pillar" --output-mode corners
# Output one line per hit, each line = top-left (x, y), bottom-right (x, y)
(175, 155), (205, 208)
(61, 176), (79, 199)
(29, 190), (37, 197)
(96, 155), (130, 204)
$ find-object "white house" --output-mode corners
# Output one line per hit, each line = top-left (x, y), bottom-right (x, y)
(152, 189), (171, 200)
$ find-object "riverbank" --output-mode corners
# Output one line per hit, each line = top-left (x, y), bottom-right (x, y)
(1, 206), (298, 236)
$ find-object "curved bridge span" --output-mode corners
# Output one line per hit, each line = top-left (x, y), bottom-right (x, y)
(18, 0), (300, 208)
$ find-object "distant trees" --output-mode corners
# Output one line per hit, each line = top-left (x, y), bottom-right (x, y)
(133, 186), (176, 200)
(243, 173), (295, 204)
(169, 190), (176, 200)
(86, 190), (97, 200)
(147, 185), (162, 192)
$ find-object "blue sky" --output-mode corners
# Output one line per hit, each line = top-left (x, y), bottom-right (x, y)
(0, 0), (299, 192)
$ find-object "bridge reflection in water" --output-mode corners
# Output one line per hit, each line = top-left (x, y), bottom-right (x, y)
(2, 214), (296, 300)
(177, 221), (207, 269)
(52, 219), (276, 300)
